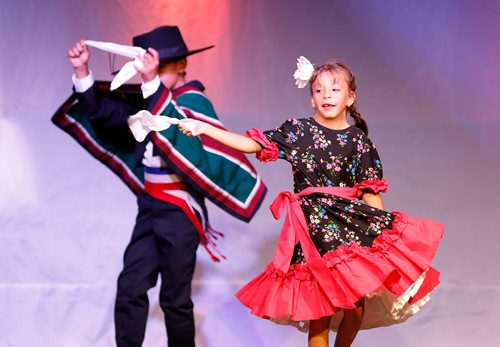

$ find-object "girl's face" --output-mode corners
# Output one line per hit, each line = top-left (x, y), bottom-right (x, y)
(310, 71), (355, 128)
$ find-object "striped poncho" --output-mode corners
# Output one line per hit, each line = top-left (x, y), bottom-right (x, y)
(52, 80), (267, 257)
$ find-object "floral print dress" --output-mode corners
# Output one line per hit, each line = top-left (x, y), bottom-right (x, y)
(264, 118), (395, 263)
(237, 117), (444, 331)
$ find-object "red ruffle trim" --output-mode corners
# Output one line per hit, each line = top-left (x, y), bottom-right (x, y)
(246, 128), (279, 162)
(236, 211), (444, 321)
(354, 179), (389, 198)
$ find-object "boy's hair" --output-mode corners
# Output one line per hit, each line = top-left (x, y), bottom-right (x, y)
(158, 57), (188, 77)
(309, 61), (369, 135)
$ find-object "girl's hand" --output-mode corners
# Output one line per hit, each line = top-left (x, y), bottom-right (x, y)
(178, 119), (210, 137)
(136, 47), (159, 82)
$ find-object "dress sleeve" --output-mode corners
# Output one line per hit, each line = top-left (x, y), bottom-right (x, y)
(354, 134), (388, 196)
(246, 118), (300, 163)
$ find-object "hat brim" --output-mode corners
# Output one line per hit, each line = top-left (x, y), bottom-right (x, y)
(157, 45), (214, 61)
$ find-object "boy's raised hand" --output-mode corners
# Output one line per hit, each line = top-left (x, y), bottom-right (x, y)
(68, 39), (90, 78)
(135, 47), (159, 83)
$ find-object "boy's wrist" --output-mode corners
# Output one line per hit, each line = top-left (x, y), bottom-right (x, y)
(73, 65), (90, 79)
(141, 72), (158, 83)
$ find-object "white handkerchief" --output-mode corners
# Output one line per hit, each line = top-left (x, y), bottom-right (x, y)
(85, 40), (145, 58)
(127, 110), (198, 142)
(84, 40), (146, 90)
(110, 60), (140, 91)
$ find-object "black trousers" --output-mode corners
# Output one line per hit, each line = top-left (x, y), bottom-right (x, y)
(115, 193), (200, 347)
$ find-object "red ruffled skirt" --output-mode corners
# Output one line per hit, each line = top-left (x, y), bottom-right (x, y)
(236, 187), (444, 331)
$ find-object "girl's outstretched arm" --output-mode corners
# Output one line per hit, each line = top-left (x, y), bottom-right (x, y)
(362, 192), (385, 210)
(179, 118), (262, 154)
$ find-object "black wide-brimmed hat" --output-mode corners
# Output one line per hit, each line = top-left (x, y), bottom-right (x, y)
(132, 25), (214, 61)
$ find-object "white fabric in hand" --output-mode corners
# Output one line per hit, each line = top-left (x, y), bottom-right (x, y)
(84, 40), (146, 90)
(127, 110), (198, 142)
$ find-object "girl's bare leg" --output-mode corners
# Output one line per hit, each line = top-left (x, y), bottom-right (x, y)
(308, 315), (332, 347)
(334, 298), (365, 347)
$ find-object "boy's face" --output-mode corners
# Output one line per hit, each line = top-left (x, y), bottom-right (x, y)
(158, 58), (187, 89)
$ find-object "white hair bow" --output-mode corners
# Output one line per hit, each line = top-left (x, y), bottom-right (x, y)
(293, 56), (315, 88)
(85, 40), (146, 90)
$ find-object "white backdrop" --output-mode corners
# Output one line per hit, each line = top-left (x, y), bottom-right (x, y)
(1, 0), (499, 346)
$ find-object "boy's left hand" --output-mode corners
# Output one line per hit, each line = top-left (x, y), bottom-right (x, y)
(136, 47), (159, 82)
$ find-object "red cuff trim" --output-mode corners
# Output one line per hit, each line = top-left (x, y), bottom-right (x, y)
(355, 179), (389, 198)
(246, 128), (279, 162)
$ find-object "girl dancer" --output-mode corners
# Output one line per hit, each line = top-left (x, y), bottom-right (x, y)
(179, 57), (443, 347)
